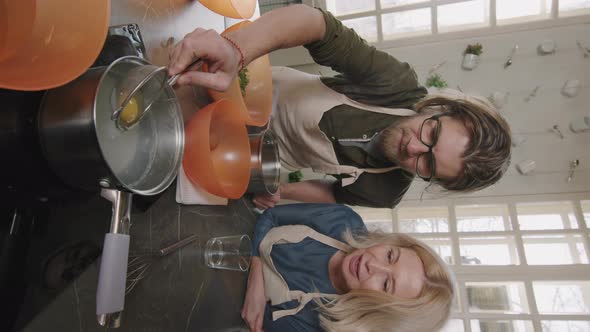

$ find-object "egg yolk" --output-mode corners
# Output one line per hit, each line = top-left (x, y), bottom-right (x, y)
(120, 96), (140, 125)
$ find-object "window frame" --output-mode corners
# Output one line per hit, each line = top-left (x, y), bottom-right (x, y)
(309, 0), (590, 48)
(352, 192), (590, 331)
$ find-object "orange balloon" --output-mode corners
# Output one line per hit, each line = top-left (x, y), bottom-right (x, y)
(0, 0), (110, 91)
(183, 99), (251, 199)
(199, 0), (256, 19)
(207, 20), (273, 127)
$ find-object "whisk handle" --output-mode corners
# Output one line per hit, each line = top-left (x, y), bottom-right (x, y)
(159, 234), (199, 256)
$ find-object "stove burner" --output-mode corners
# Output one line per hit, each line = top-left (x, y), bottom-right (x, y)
(93, 24), (147, 67)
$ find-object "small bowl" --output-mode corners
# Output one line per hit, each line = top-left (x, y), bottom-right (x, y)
(206, 21), (273, 127)
(199, 0), (256, 19)
(0, 0), (110, 90)
(183, 99), (250, 199)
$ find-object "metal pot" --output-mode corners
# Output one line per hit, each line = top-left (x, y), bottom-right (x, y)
(38, 56), (184, 328)
(247, 130), (280, 195)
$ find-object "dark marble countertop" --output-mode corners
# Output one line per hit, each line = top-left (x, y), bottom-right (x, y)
(20, 187), (257, 332)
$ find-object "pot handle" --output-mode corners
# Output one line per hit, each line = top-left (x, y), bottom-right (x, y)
(96, 189), (132, 328)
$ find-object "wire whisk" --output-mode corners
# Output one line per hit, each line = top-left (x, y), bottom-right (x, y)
(126, 234), (199, 294)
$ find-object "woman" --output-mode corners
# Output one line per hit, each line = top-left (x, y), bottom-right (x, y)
(241, 204), (454, 332)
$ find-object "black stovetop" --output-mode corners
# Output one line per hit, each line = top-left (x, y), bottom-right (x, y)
(0, 24), (147, 207)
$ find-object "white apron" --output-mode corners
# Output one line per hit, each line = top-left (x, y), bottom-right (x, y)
(269, 66), (417, 186)
(259, 224), (351, 321)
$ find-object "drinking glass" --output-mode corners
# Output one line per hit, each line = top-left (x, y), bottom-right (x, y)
(204, 235), (251, 271)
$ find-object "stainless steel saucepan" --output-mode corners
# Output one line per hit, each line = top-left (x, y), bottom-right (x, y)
(247, 130), (280, 195)
(38, 56), (184, 328)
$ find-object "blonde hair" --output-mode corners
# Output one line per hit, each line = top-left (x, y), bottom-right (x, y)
(414, 90), (512, 192)
(316, 231), (455, 332)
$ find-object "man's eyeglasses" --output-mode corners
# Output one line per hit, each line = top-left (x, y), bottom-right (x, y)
(415, 115), (442, 181)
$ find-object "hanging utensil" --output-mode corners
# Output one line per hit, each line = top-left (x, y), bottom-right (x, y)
(576, 40), (590, 58)
(504, 44), (519, 69)
(551, 125), (564, 139)
(428, 60), (447, 75)
(567, 159), (580, 183)
(524, 86), (541, 102)
(113, 58), (202, 130)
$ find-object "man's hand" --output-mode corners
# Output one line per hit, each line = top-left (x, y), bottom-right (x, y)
(168, 28), (241, 91)
(252, 188), (281, 210)
(241, 257), (267, 332)
(252, 181), (337, 210)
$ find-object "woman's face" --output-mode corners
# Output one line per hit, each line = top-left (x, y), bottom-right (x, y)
(340, 244), (425, 299)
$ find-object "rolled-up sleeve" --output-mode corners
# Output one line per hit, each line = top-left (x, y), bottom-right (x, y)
(304, 8), (427, 107)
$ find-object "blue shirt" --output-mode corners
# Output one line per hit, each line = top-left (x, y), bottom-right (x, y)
(252, 204), (367, 332)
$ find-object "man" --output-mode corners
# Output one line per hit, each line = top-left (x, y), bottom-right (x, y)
(169, 5), (512, 208)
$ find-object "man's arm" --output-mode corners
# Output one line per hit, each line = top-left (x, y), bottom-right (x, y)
(169, 5), (325, 90)
(305, 10), (427, 107)
(252, 180), (336, 210)
(226, 5), (325, 65)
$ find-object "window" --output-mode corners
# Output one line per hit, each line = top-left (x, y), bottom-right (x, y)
(350, 194), (590, 331)
(516, 201), (579, 230)
(259, 0), (302, 14)
(352, 207), (394, 232)
(471, 320), (534, 332)
(541, 320), (590, 332)
(534, 281), (590, 314)
(322, 0), (590, 44)
(441, 319), (466, 332)
(397, 206), (449, 233)
(466, 282), (529, 314)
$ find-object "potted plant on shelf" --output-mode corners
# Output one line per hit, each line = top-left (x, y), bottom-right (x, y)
(425, 73), (448, 92)
(462, 43), (483, 70)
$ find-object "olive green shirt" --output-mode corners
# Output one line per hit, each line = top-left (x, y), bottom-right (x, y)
(303, 9), (427, 208)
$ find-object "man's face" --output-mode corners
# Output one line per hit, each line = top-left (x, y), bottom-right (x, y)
(383, 113), (470, 181)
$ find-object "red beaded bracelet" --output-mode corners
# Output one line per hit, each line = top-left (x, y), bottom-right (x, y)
(221, 35), (246, 72)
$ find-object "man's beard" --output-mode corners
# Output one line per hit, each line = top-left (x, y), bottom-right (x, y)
(376, 121), (409, 164)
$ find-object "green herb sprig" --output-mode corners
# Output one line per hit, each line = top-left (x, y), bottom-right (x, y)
(238, 68), (249, 97)
(288, 170), (303, 183)
(464, 43), (483, 56)
(425, 73), (448, 89)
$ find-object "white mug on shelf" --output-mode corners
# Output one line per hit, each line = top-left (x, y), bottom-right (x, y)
(461, 54), (480, 70)
(570, 116), (590, 133)
(516, 160), (536, 175)
(489, 91), (509, 109)
(562, 79), (581, 98)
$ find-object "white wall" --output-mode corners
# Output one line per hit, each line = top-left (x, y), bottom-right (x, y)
(270, 23), (590, 203)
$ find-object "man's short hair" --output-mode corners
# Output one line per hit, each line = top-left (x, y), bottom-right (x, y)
(415, 91), (512, 192)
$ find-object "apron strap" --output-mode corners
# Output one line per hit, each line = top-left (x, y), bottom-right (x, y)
(270, 66), (414, 181)
(343, 96), (417, 117)
(259, 225), (351, 320)
(272, 291), (339, 321)
(341, 165), (402, 186)
(262, 225), (352, 252)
